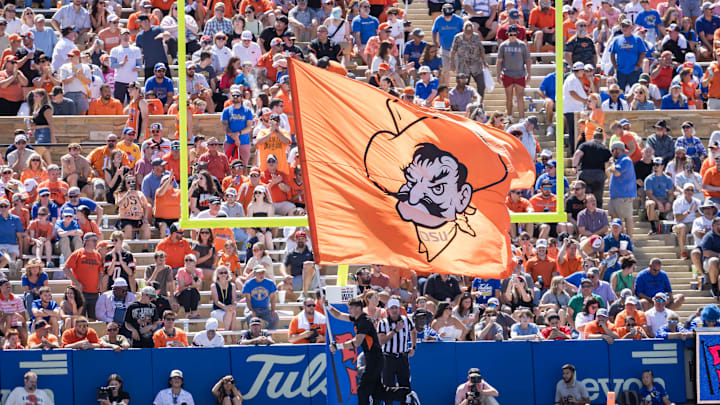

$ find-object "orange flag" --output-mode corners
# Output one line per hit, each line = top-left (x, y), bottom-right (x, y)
(288, 60), (535, 278)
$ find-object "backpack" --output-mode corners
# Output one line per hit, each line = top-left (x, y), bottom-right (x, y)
(617, 390), (641, 405)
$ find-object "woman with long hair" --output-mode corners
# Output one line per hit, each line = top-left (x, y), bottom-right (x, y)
(189, 170), (219, 215)
(29, 88), (55, 164)
(661, 6), (680, 27)
(246, 185), (274, 250)
(98, 374), (130, 404)
(21, 258), (48, 315)
(19, 7), (35, 32)
(220, 57), (242, 94)
(60, 285), (85, 332)
(0, 56), (28, 116)
(210, 265), (236, 332)
(504, 274), (534, 311)
(103, 149), (128, 204)
(20, 152), (47, 186)
(90, 0), (110, 32)
(212, 375), (243, 405)
(175, 253), (202, 318)
(680, 16), (698, 52)
(575, 297), (600, 337)
(363, 290), (386, 327)
(593, 17), (611, 57)
(452, 292), (477, 340)
(581, 93), (604, 146)
(193, 227), (217, 272)
(487, 111), (506, 129)
(539, 275), (571, 312)
(419, 43), (442, 73)
(242, 241), (274, 284)
(630, 85), (654, 110)
(114, 174), (151, 244)
(228, 13), (248, 46)
(431, 301), (466, 341)
(611, 255), (637, 295)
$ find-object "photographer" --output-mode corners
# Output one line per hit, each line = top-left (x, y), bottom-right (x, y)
(554, 364), (590, 405)
(288, 296), (326, 344)
(211, 375), (243, 405)
(454, 368), (499, 405)
(97, 373), (130, 405)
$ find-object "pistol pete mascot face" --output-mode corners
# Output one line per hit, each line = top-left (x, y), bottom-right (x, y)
(364, 100), (508, 262)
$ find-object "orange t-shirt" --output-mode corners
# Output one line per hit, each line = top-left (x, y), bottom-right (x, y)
(703, 167), (720, 198)
(524, 256), (557, 282)
(219, 252), (242, 276)
(239, 0), (273, 14)
(582, 320), (615, 338)
(621, 132), (642, 162)
(288, 314), (327, 344)
(79, 219), (100, 237)
(505, 195), (532, 213)
(213, 228), (235, 252)
(236, 180), (269, 211)
(21, 168), (48, 185)
(614, 309), (648, 328)
(66, 249), (103, 293)
(117, 191), (148, 220)
(147, 98), (164, 115)
(125, 96), (148, 139)
(703, 62), (720, 99)
(37, 179), (69, 205)
(152, 0), (175, 10)
(528, 6), (555, 29)
(28, 219), (54, 239)
(701, 157), (715, 178)
(563, 19), (576, 42)
(558, 253), (582, 277)
(155, 187), (181, 220)
(258, 52), (278, 84)
(260, 169), (291, 203)
(222, 175), (247, 192)
(256, 128), (291, 172)
(613, 325), (647, 339)
(529, 193), (557, 213)
(27, 332), (59, 347)
(87, 146), (130, 177)
(62, 327), (100, 346)
(153, 328), (188, 347)
(276, 90), (295, 134)
(88, 98), (124, 115)
(0, 71), (24, 102)
(156, 237), (194, 269)
(289, 177), (304, 204)
(682, 81), (697, 107)
(97, 27), (121, 52)
(11, 208), (29, 231)
(584, 109), (605, 141)
(382, 266), (416, 291)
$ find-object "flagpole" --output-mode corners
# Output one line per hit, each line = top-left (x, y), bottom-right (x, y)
(322, 291), (344, 403)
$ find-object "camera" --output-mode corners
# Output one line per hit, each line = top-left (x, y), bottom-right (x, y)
(97, 386), (113, 400)
(465, 373), (483, 405)
(307, 326), (320, 343)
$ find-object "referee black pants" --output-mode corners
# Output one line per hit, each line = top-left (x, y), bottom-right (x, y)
(382, 353), (411, 404)
(359, 356), (411, 405)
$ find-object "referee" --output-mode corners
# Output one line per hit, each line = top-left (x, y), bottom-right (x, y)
(328, 298), (419, 405)
(378, 298), (416, 403)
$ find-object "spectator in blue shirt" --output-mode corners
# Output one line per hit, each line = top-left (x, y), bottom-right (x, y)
(55, 208), (82, 259)
(403, 28), (427, 69)
(635, 0), (665, 43)
(644, 157), (675, 234)
(431, 3), (463, 83)
(60, 186), (103, 225)
(144, 63), (174, 110)
(695, 2), (720, 60)
(608, 142), (637, 238)
(634, 258), (685, 311)
(699, 217), (720, 298)
(534, 160), (569, 195)
(608, 19), (648, 91)
(660, 83), (689, 109)
(471, 278), (501, 306)
(538, 71), (555, 134)
(675, 121), (707, 169)
(655, 312), (691, 339)
(242, 265), (279, 329)
(414, 65), (439, 104)
(638, 370), (671, 405)
(221, 88), (255, 166)
(0, 198), (24, 271)
(351, 0), (379, 53)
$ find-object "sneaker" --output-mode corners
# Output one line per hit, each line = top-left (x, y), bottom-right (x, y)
(45, 261), (54, 269)
(546, 125), (555, 136)
(296, 293), (306, 302)
(681, 251), (688, 259)
(406, 391), (421, 405)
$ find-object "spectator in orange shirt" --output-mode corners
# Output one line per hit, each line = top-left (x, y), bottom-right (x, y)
(524, 238), (558, 284)
(506, 189), (534, 239)
(61, 316), (101, 349)
(222, 159), (246, 192)
(615, 314), (649, 339)
(256, 113), (291, 172)
(237, 167), (267, 211)
(127, 0), (160, 41)
(614, 296), (648, 329)
(88, 84), (124, 115)
(288, 296), (327, 343)
(557, 238), (583, 276)
(583, 308), (618, 342)
(289, 165), (305, 207)
(38, 164), (70, 205)
(27, 319), (60, 349)
(261, 154), (295, 215)
(144, 90), (166, 116)
(153, 310), (188, 347)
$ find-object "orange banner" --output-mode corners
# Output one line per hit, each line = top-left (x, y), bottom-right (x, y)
(289, 60), (535, 278)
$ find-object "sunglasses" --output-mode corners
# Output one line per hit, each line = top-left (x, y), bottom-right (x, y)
(508, 33), (517, 36)
(306, 304), (316, 307)
(250, 174), (260, 178)
(254, 191), (263, 194)
(77, 324), (88, 328)
(218, 271), (228, 275)
(151, 129), (161, 133)
(31, 158), (40, 162)
(107, 327), (119, 332)
(208, 143), (218, 146)
(200, 230), (211, 234)
(185, 258), (195, 262)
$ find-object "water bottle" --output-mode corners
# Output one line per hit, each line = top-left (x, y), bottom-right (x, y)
(538, 275), (544, 289)
(526, 97), (534, 112)
(102, 216), (108, 230)
(58, 254), (65, 268)
(409, 76), (415, 88)
(183, 320), (189, 333)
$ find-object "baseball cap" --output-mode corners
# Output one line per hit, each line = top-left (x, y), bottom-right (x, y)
(620, 19), (632, 26)
(669, 23), (679, 31)
(652, 157), (664, 165)
(82, 232), (98, 243)
(540, 149), (552, 158)
(61, 208), (75, 217)
(682, 121), (694, 128)
(508, 8), (519, 18)
(249, 317), (263, 325)
(545, 159), (557, 168)
(654, 292), (668, 301)
(108, 14), (119, 22)
(703, 1), (714, 10)
(122, 127), (136, 135)
(670, 82), (681, 89)
(205, 318), (219, 331)
(488, 297), (500, 306)
(580, 278), (593, 286)
(526, 116), (539, 127)
(253, 265), (266, 272)
(209, 196), (221, 205)
(266, 154), (278, 162)
(225, 188), (237, 197)
(378, 22), (390, 31)
(387, 298), (400, 308)
(241, 30), (253, 40)
(536, 239), (548, 248)
(67, 49), (81, 57)
(411, 28), (424, 36)
(14, 134), (27, 143)
(169, 370), (183, 379)
(596, 308), (609, 318)
(141, 286), (158, 298)
(38, 188), (50, 196)
(590, 235), (602, 250)
(507, 24), (518, 33)
(68, 186), (80, 196)
(151, 158), (166, 166)
(610, 218), (623, 227)
(625, 296), (639, 305)
(270, 37), (283, 47)
(619, 288), (633, 299)
(610, 141), (627, 152)
(378, 62), (390, 71)
(35, 319), (51, 329)
(619, 119), (631, 126)
(150, 122), (163, 130)
(169, 222), (182, 234)
(112, 278), (129, 288)
(442, 3), (453, 10)
(639, 73), (651, 82)
(154, 62), (166, 71)
(418, 66), (431, 74)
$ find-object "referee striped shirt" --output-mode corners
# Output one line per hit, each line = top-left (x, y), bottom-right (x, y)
(377, 315), (415, 354)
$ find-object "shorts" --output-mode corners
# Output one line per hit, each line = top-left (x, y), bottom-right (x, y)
(542, 32), (555, 45)
(532, 222), (557, 238)
(92, 178), (106, 192)
(0, 244), (19, 256)
(470, 16), (491, 37)
(647, 197), (669, 206)
(501, 74), (526, 87)
(65, 91), (89, 112)
(291, 269), (320, 291)
(64, 176), (89, 191)
(428, 1), (444, 14)
(34, 127), (51, 144)
(608, 197), (634, 219)
(117, 218), (143, 230)
(210, 309), (225, 323)
(154, 218), (177, 229)
(440, 48), (451, 70)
